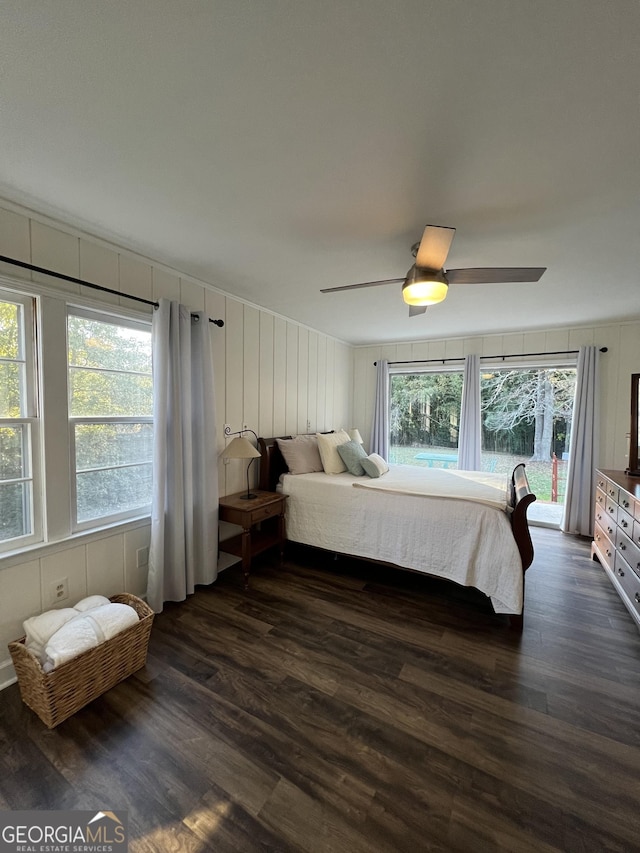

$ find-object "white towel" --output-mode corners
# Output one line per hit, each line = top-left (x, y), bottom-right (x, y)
(73, 595), (111, 612)
(23, 595), (112, 661)
(24, 608), (78, 661)
(43, 603), (139, 671)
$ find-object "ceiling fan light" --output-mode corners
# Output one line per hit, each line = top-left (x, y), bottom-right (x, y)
(402, 267), (449, 306)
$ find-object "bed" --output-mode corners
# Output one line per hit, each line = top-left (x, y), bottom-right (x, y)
(258, 436), (536, 630)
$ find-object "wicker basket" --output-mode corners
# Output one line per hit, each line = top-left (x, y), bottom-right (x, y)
(8, 593), (154, 729)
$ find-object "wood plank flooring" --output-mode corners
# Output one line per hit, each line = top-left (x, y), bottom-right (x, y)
(1, 527), (640, 852)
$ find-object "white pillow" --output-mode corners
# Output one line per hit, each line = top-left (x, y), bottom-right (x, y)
(361, 452), (389, 478)
(316, 430), (351, 474)
(276, 436), (323, 474)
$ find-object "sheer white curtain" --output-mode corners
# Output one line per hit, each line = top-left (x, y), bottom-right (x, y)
(458, 354), (482, 471)
(370, 359), (390, 459)
(561, 345), (599, 536)
(147, 300), (219, 613)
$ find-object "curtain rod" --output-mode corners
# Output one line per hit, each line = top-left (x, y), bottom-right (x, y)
(0, 254), (225, 327)
(374, 347), (608, 366)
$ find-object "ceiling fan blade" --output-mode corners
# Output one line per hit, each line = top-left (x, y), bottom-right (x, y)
(446, 267), (546, 285)
(415, 224), (456, 270)
(320, 278), (405, 293)
(408, 305), (428, 317)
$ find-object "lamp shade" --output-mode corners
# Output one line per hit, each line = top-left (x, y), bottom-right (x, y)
(402, 266), (449, 306)
(222, 436), (261, 460)
(348, 428), (363, 444)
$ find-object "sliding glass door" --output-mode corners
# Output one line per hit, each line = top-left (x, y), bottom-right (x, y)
(389, 364), (577, 524)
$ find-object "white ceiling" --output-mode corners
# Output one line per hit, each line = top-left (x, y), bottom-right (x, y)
(1, 1), (639, 345)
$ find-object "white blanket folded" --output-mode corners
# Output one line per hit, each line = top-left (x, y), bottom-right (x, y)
(43, 603), (139, 671)
(23, 595), (111, 661)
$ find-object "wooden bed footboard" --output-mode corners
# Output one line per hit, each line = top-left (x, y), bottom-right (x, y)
(509, 463), (537, 572)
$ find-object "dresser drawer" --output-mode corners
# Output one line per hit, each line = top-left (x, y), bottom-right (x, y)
(604, 481), (620, 503)
(597, 510), (616, 540)
(633, 519), (640, 549)
(250, 501), (283, 524)
(615, 528), (640, 579)
(594, 523), (615, 571)
(595, 487), (606, 509)
(617, 490), (634, 514)
(595, 473), (608, 491)
(613, 553), (640, 616)
(604, 496), (619, 523)
(617, 506), (634, 535)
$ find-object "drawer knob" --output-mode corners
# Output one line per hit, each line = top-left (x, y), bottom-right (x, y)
(623, 500), (630, 508)
(608, 526), (614, 535)
(618, 568), (625, 576)
(606, 550), (612, 558)
(608, 507), (615, 513)
(621, 519), (628, 528)
(620, 543), (626, 551)
(636, 593), (640, 604)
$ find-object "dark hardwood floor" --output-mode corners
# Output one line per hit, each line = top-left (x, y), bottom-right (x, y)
(1, 527), (640, 852)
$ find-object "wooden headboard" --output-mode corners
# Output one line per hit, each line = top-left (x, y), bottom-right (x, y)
(258, 436), (293, 492)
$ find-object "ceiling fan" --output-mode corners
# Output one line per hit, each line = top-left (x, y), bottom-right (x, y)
(320, 224), (546, 317)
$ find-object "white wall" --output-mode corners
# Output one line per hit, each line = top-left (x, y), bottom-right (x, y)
(352, 324), (640, 471)
(0, 200), (353, 687)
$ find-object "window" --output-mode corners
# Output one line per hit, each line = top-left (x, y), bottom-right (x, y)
(481, 366), (577, 515)
(389, 361), (578, 525)
(67, 309), (153, 529)
(389, 370), (463, 466)
(0, 291), (41, 551)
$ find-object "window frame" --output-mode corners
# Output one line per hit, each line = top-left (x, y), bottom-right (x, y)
(0, 288), (42, 553)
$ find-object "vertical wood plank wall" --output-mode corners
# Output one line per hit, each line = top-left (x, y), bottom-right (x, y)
(351, 325), (640, 471)
(0, 201), (353, 686)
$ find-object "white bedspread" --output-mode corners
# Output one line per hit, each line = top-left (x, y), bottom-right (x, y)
(278, 466), (523, 614)
(353, 464), (510, 511)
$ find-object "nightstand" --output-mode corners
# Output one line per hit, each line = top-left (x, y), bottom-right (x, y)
(218, 490), (287, 589)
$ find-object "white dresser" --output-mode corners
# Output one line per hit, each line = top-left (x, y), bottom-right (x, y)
(592, 469), (640, 629)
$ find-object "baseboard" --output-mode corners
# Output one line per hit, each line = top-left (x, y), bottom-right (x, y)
(0, 658), (17, 691)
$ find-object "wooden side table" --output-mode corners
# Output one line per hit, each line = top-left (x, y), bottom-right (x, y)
(218, 490), (287, 589)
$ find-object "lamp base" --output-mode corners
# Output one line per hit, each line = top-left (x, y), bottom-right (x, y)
(240, 492), (257, 500)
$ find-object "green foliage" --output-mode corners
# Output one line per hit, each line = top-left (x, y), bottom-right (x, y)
(0, 300), (22, 417)
(390, 367), (577, 460)
(390, 372), (463, 448)
(67, 315), (154, 521)
(68, 316), (152, 417)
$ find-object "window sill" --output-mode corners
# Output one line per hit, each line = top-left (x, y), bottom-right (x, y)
(0, 515), (151, 571)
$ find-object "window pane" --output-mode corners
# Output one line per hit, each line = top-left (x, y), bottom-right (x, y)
(0, 363), (22, 417)
(0, 425), (28, 479)
(69, 368), (153, 416)
(0, 301), (20, 360)
(76, 464), (152, 523)
(75, 423), (153, 469)
(0, 482), (30, 541)
(68, 315), (152, 372)
(389, 372), (463, 465)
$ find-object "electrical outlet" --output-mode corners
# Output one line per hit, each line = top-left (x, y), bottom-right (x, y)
(50, 577), (69, 605)
(136, 547), (149, 568)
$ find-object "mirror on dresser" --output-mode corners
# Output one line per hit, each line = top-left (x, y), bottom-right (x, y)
(628, 373), (640, 476)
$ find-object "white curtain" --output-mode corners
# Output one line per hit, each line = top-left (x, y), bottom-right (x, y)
(370, 359), (390, 459)
(147, 300), (219, 613)
(561, 345), (599, 536)
(458, 354), (482, 471)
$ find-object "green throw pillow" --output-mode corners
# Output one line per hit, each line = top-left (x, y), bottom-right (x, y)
(336, 440), (368, 476)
